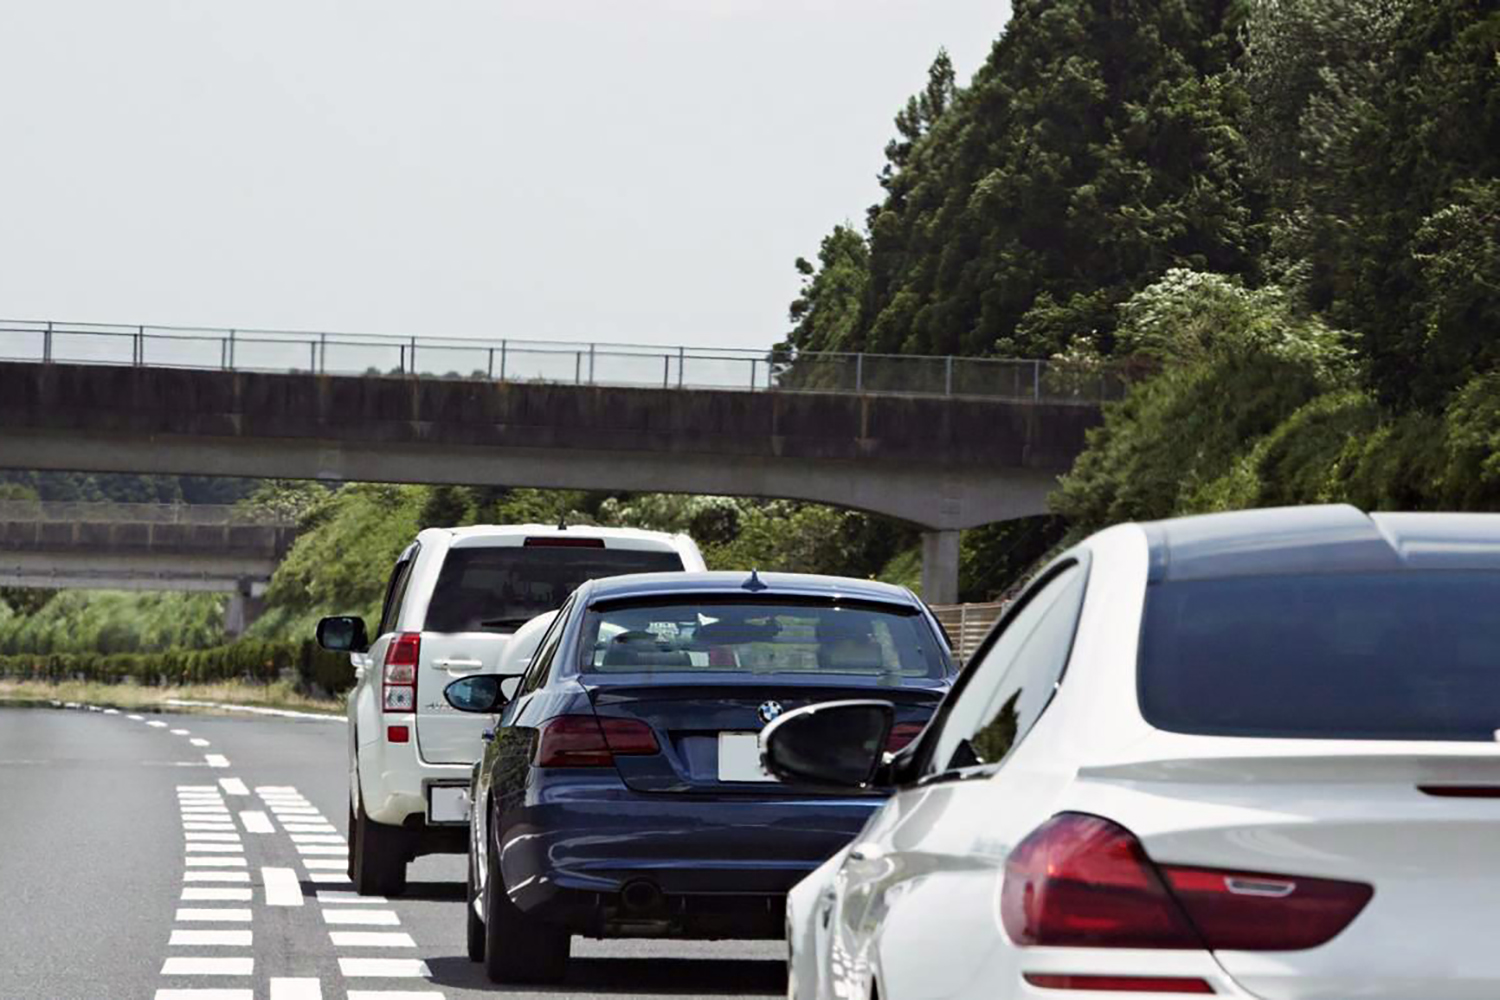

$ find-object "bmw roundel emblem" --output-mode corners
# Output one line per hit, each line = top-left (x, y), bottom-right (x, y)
(757, 700), (784, 726)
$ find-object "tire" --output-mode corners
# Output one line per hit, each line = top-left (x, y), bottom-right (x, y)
(483, 819), (569, 984)
(351, 796), (408, 897)
(466, 843), (485, 962)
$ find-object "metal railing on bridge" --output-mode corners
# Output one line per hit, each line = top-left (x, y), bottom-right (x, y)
(0, 319), (1129, 404)
(0, 501), (293, 527)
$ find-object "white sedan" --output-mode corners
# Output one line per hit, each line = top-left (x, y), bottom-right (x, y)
(768, 505), (1500, 1000)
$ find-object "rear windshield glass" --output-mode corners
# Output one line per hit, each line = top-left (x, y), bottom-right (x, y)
(1139, 571), (1500, 740)
(425, 546), (684, 633)
(577, 600), (949, 681)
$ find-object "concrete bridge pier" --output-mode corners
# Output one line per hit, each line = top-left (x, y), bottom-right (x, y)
(921, 529), (962, 606)
(224, 580), (266, 639)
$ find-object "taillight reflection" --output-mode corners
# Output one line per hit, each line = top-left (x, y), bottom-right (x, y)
(885, 723), (924, 753)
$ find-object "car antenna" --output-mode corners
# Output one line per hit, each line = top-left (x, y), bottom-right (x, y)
(743, 568), (768, 593)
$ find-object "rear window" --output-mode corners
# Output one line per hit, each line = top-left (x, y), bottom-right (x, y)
(1139, 571), (1500, 741)
(425, 545), (684, 633)
(576, 599), (950, 681)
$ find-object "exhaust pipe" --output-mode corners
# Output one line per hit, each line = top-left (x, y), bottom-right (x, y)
(620, 879), (664, 914)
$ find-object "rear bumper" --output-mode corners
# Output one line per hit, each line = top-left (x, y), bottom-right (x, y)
(357, 729), (473, 836)
(497, 772), (881, 939)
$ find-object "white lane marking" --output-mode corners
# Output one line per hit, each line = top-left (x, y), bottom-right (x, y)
(165, 698), (344, 721)
(103, 708), (119, 715)
(219, 778), (249, 796)
(183, 823), (238, 832)
(184, 871), (252, 883)
(170, 728), (190, 736)
(179, 791), (223, 798)
(161, 957), (255, 975)
(345, 993), (445, 1000)
(320, 909), (400, 926)
(204, 754), (230, 768)
(316, 891), (385, 904)
(239, 811), (275, 834)
(280, 824), (338, 834)
(169, 929), (253, 946)
(176, 784), (217, 791)
(185, 856), (247, 867)
(186, 843), (245, 853)
(329, 931), (417, 948)
(304, 871), (353, 884)
(255, 785), (299, 792)
(269, 808), (322, 816)
(295, 844), (347, 856)
(300, 858), (347, 869)
(190, 738), (211, 747)
(290, 834), (346, 844)
(262, 867), (304, 907)
(184, 833), (243, 842)
(127, 714), (144, 721)
(337, 957), (431, 978)
(174, 908), (253, 922)
(181, 887), (254, 902)
(269, 979), (323, 1000)
(154, 991), (253, 1000)
(147, 721), (168, 728)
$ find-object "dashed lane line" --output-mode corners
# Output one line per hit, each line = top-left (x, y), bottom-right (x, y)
(148, 720), (169, 728)
(262, 867), (304, 907)
(180, 887), (255, 902)
(346, 993), (445, 1000)
(185, 856), (248, 867)
(316, 891), (386, 904)
(320, 909), (401, 926)
(160, 957), (255, 976)
(183, 871), (252, 883)
(204, 754), (231, 768)
(155, 990), (253, 1000)
(174, 908), (253, 922)
(168, 930), (253, 947)
(328, 931), (417, 948)
(239, 811), (275, 834)
(219, 777), (250, 796)
(190, 738), (211, 747)
(337, 957), (432, 978)
(170, 728), (191, 736)
(269, 978), (324, 999)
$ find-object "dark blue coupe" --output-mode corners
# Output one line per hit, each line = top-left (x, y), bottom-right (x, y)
(444, 570), (957, 984)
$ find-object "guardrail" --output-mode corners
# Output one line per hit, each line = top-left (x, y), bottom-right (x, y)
(0, 319), (1129, 404)
(0, 501), (293, 527)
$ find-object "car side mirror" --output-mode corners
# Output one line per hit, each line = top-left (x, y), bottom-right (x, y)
(444, 675), (512, 714)
(760, 699), (895, 789)
(316, 616), (369, 653)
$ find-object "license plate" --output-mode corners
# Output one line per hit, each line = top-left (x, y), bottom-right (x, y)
(717, 732), (774, 783)
(427, 784), (471, 824)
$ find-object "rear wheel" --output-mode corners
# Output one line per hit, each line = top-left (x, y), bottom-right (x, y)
(351, 793), (407, 897)
(466, 842), (485, 962)
(482, 820), (569, 983)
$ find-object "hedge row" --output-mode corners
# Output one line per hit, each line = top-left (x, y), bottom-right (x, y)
(0, 639), (355, 695)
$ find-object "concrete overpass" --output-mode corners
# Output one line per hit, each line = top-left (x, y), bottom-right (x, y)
(0, 501), (296, 635)
(0, 325), (1117, 601)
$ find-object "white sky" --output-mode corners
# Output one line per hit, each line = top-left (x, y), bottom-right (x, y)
(0, 1), (1010, 350)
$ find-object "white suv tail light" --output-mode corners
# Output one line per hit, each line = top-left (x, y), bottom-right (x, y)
(383, 632), (420, 714)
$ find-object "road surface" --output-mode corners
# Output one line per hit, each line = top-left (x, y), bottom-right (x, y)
(0, 704), (786, 1000)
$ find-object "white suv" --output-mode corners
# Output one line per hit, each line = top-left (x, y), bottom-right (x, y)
(316, 523), (705, 895)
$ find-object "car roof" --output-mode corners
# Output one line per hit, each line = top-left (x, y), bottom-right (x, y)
(580, 570), (921, 606)
(441, 523), (687, 542)
(1141, 504), (1500, 581)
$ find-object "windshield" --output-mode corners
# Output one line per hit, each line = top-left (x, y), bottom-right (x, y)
(577, 599), (949, 681)
(425, 546), (684, 633)
(1139, 571), (1500, 741)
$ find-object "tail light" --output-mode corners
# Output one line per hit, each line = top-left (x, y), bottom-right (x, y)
(382, 632), (420, 714)
(534, 715), (659, 767)
(886, 723), (924, 753)
(1002, 813), (1372, 952)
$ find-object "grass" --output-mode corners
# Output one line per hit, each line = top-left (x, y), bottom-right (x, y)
(0, 678), (343, 715)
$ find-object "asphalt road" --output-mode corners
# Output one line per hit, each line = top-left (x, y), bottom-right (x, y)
(0, 704), (785, 1000)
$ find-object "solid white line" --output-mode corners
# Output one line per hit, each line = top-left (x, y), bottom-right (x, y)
(219, 777), (249, 796)
(185, 833), (243, 843)
(204, 754), (230, 768)
(316, 890), (385, 904)
(239, 811), (275, 834)
(262, 867), (304, 907)
(183, 823), (238, 832)
(290, 834), (346, 844)
(185, 856), (247, 867)
(269, 979), (323, 1000)
(345, 993), (444, 1000)
(170, 728), (190, 735)
(170, 929), (253, 946)
(190, 738), (211, 747)
(295, 844), (347, 856)
(304, 871), (353, 884)
(329, 931), (417, 947)
(184, 871), (252, 883)
(176, 784), (216, 791)
(280, 824), (338, 834)
(161, 957), (254, 976)
(186, 843), (245, 853)
(321, 909), (400, 926)
(155, 991), (253, 1000)
(300, 858), (347, 869)
(181, 887), (254, 902)
(174, 908), (253, 922)
(337, 957), (430, 978)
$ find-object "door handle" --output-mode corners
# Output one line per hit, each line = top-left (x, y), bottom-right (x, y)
(434, 658), (484, 671)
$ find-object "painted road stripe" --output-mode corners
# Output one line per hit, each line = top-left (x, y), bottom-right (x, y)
(181, 887), (254, 902)
(127, 714), (144, 720)
(301, 858), (347, 869)
(186, 843), (245, 853)
(337, 957), (431, 978)
(317, 890), (385, 904)
(269, 979), (323, 1000)
(281, 825), (338, 834)
(270, 808), (322, 817)
(255, 785), (299, 792)
(329, 931), (416, 948)
(321, 909), (400, 926)
(183, 823), (238, 832)
(296, 845), (347, 856)
(177, 784), (217, 791)
(183, 871), (252, 883)
(185, 856), (247, 867)
(185, 833), (243, 842)
(290, 834), (346, 844)
(190, 738), (210, 747)
(239, 811), (275, 834)
(346, 993), (444, 1000)
(170, 728), (190, 735)
(262, 867), (304, 907)
(170, 929), (253, 946)
(305, 871), (353, 884)
(204, 754), (230, 768)
(148, 721), (168, 728)
(219, 777), (249, 796)
(155, 991), (253, 1000)
(161, 957), (254, 975)
(174, 908), (253, 922)
(103, 708), (119, 714)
